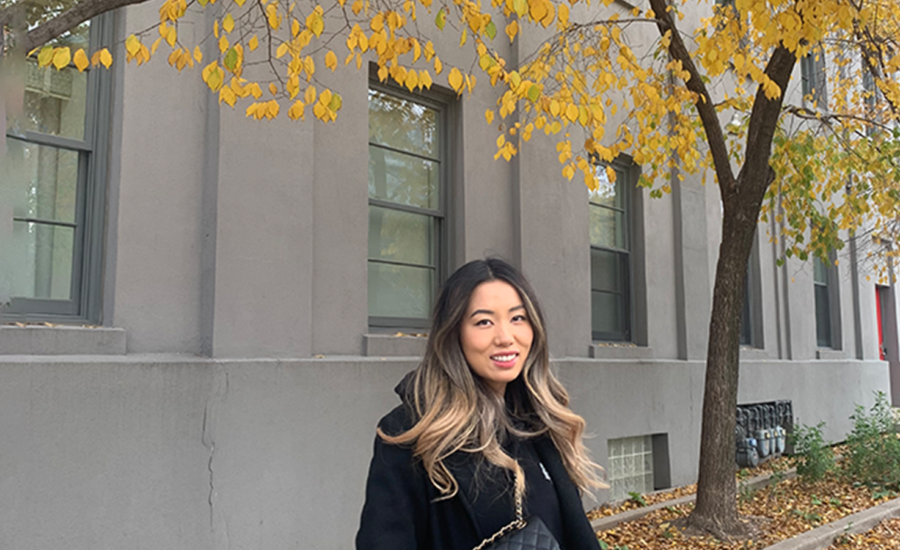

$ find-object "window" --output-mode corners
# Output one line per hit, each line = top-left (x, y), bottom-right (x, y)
(607, 435), (654, 501)
(740, 265), (753, 346)
(2, 15), (113, 323)
(590, 160), (634, 341)
(800, 46), (827, 107)
(367, 85), (447, 327)
(740, 234), (763, 348)
(814, 255), (836, 348)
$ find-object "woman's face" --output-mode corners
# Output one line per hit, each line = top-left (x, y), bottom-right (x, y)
(459, 280), (534, 395)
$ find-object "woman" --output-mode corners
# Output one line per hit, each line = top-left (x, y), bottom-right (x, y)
(356, 258), (604, 550)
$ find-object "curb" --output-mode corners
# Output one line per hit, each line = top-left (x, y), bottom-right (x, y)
(762, 496), (900, 550)
(591, 468), (797, 531)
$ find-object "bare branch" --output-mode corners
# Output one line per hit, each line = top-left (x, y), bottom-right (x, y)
(648, 0), (736, 199)
(16, 0), (154, 53)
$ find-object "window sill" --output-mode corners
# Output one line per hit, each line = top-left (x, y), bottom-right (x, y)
(739, 347), (773, 361)
(589, 343), (654, 360)
(364, 333), (428, 357)
(816, 348), (846, 360)
(0, 325), (126, 355)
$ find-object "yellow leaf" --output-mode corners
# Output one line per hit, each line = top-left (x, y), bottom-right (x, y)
(434, 56), (443, 74)
(276, 43), (289, 58)
(151, 37), (163, 55)
(557, 3), (569, 26)
(419, 70), (432, 89)
(73, 49), (89, 72)
(193, 46), (203, 63)
(166, 25), (177, 47)
(550, 99), (560, 116)
(565, 103), (578, 122)
(405, 69), (418, 91)
(292, 18), (300, 37)
(269, 82), (278, 96)
(223, 13), (235, 33)
(52, 47), (72, 70)
(485, 109), (495, 124)
(448, 67), (463, 92)
(219, 35), (229, 53)
(249, 36), (259, 51)
(37, 46), (54, 67)
(99, 48), (113, 68)
(529, 0), (548, 23)
(305, 85), (316, 104)
(308, 12), (324, 37)
(125, 35), (141, 57)
(505, 20), (518, 43)
(207, 67), (223, 91)
(325, 50), (337, 71)
(288, 101), (306, 120)
(220, 86), (237, 107)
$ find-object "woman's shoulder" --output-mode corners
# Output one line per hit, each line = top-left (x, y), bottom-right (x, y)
(376, 403), (417, 437)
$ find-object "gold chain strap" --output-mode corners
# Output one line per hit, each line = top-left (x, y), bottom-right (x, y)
(471, 469), (526, 550)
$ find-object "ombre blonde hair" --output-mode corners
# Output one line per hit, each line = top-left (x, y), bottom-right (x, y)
(379, 258), (605, 499)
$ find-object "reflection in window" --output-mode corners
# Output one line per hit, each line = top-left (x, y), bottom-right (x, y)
(814, 256), (833, 348)
(367, 87), (445, 326)
(590, 163), (632, 341)
(2, 15), (110, 321)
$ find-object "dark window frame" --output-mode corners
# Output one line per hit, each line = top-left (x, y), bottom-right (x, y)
(366, 79), (451, 330)
(590, 157), (636, 342)
(800, 45), (828, 107)
(814, 251), (841, 349)
(2, 14), (113, 324)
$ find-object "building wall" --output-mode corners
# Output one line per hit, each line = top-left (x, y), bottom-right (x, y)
(0, 356), (888, 550)
(1, 1), (895, 549)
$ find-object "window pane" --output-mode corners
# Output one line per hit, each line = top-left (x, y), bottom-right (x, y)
(368, 263), (433, 319)
(9, 140), (79, 224)
(591, 248), (623, 293)
(368, 205), (434, 266)
(592, 291), (623, 336)
(741, 276), (752, 345)
(12, 60), (89, 141)
(590, 204), (626, 249)
(368, 90), (438, 159)
(813, 256), (828, 284)
(369, 146), (440, 210)
(815, 285), (832, 347)
(590, 165), (625, 209)
(8, 221), (75, 300)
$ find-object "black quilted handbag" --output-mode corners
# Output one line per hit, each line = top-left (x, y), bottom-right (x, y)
(471, 470), (561, 550)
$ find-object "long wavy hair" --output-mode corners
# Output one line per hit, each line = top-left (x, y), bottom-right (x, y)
(379, 258), (605, 499)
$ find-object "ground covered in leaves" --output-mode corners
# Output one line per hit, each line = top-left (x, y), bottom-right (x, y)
(588, 456), (794, 520)
(592, 461), (897, 549)
(826, 517), (900, 549)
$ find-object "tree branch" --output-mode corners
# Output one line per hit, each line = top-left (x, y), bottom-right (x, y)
(739, 45), (795, 200)
(13, 0), (155, 53)
(648, 0), (735, 198)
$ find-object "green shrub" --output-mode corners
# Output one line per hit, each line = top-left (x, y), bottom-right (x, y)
(789, 422), (835, 483)
(845, 391), (900, 488)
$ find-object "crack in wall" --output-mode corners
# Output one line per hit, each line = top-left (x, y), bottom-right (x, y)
(202, 364), (229, 544)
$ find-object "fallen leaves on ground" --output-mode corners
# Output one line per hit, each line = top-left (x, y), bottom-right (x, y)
(588, 456), (794, 520)
(594, 469), (894, 549)
(827, 517), (900, 549)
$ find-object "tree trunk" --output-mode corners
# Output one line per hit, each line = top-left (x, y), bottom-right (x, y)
(687, 188), (765, 537)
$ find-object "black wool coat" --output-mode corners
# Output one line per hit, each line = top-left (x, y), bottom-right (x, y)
(355, 403), (601, 550)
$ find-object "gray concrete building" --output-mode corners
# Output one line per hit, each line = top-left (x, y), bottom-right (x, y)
(0, 2), (894, 549)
